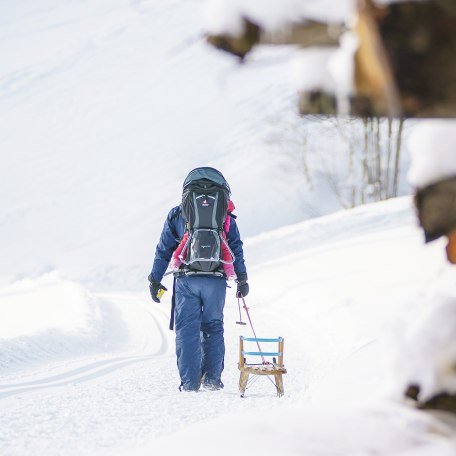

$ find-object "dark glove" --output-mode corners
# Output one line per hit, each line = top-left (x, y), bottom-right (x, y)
(236, 273), (249, 298)
(148, 275), (167, 303)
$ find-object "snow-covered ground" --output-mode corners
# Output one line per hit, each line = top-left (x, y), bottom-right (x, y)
(1, 1), (455, 455)
(2, 197), (456, 455)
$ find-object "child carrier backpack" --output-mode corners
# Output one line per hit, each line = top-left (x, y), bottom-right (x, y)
(177, 167), (235, 275)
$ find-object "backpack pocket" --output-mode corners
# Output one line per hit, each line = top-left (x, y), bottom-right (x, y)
(183, 229), (222, 272)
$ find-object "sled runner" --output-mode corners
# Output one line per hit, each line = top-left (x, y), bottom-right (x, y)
(238, 336), (287, 397)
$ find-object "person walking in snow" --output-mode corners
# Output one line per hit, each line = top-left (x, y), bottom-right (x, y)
(148, 167), (249, 392)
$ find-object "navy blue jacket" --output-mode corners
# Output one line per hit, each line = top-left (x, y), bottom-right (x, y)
(150, 206), (247, 283)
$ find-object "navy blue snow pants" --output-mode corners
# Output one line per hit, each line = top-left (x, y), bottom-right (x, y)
(174, 276), (226, 390)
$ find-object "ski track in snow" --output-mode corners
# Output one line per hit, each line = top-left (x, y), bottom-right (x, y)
(0, 296), (168, 400)
(0, 292), (292, 456)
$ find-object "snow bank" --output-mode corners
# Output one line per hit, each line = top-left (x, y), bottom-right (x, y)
(407, 120), (456, 189)
(246, 196), (415, 267)
(132, 401), (456, 456)
(0, 273), (128, 372)
(386, 272), (456, 401)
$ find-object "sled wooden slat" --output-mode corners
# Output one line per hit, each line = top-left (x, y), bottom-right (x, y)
(241, 365), (287, 375)
(241, 337), (283, 343)
(242, 351), (282, 357)
(238, 336), (287, 398)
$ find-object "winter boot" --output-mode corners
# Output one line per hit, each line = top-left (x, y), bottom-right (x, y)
(201, 374), (224, 391)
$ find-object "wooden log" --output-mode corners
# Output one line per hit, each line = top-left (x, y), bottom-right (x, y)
(354, 0), (401, 117)
(262, 21), (342, 48)
(405, 383), (456, 414)
(414, 177), (456, 243)
(419, 393), (456, 414)
(206, 18), (261, 61)
(207, 18), (342, 61)
(373, 0), (456, 117)
(240, 365), (287, 376)
(298, 90), (337, 116)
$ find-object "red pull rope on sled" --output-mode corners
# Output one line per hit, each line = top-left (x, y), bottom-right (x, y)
(237, 296), (266, 365)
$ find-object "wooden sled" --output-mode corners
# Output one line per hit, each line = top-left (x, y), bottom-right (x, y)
(238, 336), (287, 397)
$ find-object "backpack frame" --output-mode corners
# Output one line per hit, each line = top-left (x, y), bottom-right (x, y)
(180, 179), (235, 273)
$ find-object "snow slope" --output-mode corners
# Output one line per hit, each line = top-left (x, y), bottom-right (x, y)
(0, 0), (315, 292)
(0, 0), (411, 293)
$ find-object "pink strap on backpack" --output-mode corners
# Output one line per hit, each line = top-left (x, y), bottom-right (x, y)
(170, 200), (237, 280)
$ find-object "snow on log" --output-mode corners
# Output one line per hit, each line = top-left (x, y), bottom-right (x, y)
(408, 120), (456, 263)
(398, 297), (456, 414)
